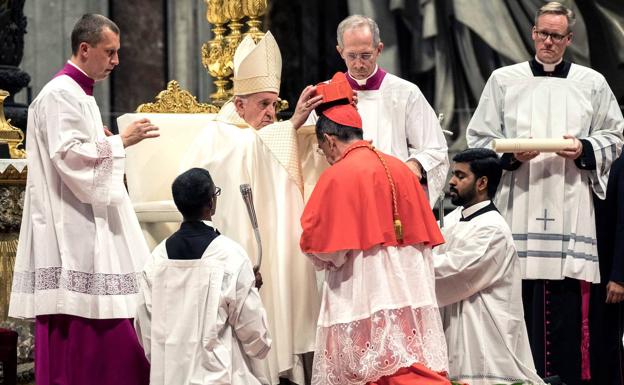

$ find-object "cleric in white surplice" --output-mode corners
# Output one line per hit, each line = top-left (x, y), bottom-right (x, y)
(466, 2), (623, 384)
(434, 149), (544, 385)
(8, 14), (160, 385)
(333, 15), (449, 207)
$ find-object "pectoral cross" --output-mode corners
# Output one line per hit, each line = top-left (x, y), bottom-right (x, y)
(536, 209), (555, 231)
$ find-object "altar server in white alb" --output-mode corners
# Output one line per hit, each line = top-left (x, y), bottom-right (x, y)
(9, 14), (159, 385)
(335, 14), (449, 206)
(181, 32), (324, 384)
(466, 3), (623, 385)
(434, 148), (544, 385)
(135, 168), (271, 385)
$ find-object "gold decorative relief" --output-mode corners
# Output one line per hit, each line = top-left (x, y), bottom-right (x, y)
(136, 80), (219, 113)
(0, 90), (26, 159)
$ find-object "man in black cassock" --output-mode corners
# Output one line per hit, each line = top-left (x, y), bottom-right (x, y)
(592, 153), (624, 385)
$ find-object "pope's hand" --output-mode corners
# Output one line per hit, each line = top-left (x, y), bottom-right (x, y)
(120, 118), (160, 148)
(290, 85), (323, 129)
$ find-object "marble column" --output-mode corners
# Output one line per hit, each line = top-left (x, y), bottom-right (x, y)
(167, 0), (214, 103)
(110, 0), (167, 128)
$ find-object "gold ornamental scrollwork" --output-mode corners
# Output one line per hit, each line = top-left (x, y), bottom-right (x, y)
(136, 80), (219, 113)
(0, 90), (26, 159)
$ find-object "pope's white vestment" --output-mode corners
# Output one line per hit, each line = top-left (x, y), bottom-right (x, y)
(180, 102), (322, 384)
(135, 233), (271, 385)
(434, 202), (544, 385)
(9, 74), (149, 319)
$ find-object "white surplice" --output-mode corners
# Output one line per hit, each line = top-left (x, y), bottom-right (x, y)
(9, 74), (150, 319)
(356, 72), (449, 206)
(467, 62), (623, 283)
(434, 203), (544, 385)
(180, 102), (322, 384)
(134, 233), (271, 385)
(308, 244), (449, 385)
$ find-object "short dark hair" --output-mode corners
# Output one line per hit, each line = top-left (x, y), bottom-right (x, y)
(172, 168), (216, 220)
(315, 114), (363, 143)
(71, 14), (120, 55)
(453, 148), (502, 198)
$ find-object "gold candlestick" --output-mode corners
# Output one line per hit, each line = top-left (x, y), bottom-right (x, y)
(221, 0), (246, 100)
(224, 0), (245, 46)
(202, 0), (233, 104)
(0, 90), (25, 159)
(242, 0), (268, 42)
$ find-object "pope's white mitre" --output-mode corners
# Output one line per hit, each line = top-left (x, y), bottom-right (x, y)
(233, 31), (282, 96)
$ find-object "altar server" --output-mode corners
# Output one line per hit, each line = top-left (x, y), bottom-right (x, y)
(135, 168), (271, 385)
(434, 148), (544, 385)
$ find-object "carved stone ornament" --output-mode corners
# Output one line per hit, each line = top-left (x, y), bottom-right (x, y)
(135, 80), (219, 113)
(0, 163), (26, 185)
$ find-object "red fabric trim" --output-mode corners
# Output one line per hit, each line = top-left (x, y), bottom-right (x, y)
(300, 141), (444, 253)
(366, 363), (451, 385)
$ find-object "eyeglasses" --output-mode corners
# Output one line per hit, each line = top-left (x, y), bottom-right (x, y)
(535, 30), (569, 43)
(213, 186), (221, 197)
(345, 52), (375, 62)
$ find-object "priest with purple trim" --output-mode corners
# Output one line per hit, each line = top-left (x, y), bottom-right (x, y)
(9, 14), (159, 385)
(334, 14), (449, 207)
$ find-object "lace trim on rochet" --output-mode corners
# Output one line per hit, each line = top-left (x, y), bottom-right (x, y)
(94, 139), (113, 202)
(12, 267), (140, 295)
(312, 305), (448, 385)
